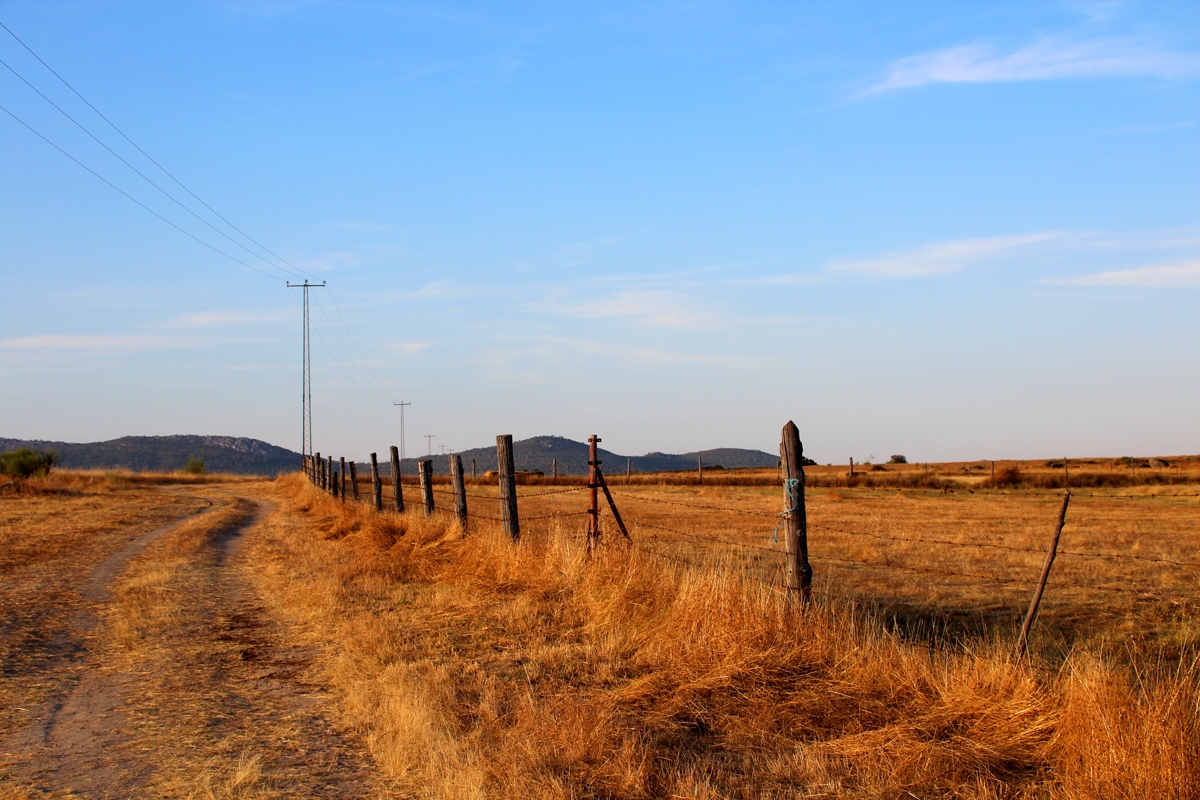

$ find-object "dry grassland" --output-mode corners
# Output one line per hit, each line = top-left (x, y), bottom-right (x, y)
(6, 468), (1200, 798)
(258, 474), (1200, 797)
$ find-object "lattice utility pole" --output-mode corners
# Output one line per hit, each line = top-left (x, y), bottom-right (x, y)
(393, 401), (411, 462)
(287, 280), (325, 459)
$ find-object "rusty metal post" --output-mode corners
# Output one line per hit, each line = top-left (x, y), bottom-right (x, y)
(588, 435), (601, 552)
(1015, 491), (1071, 660)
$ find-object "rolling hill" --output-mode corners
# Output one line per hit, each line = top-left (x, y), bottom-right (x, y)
(0, 435), (301, 476)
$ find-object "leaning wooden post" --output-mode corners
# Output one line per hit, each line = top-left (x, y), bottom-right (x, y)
(389, 446), (405, 513)
(587, 435), (601, 551)
(419, 459), (434, 517)
(450, 453), (468, 532)
(349, 461), (360, 502)
(1015, 490), (1071, 660)
(781, 421), (812, 606)
(497, 434), (520, 540)
(340, 457), (347, 502)
(370, 453), (383, 512)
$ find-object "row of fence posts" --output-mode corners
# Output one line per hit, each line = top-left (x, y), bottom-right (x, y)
(301, 420), (1066, 659)
(303, 435), (524, 539)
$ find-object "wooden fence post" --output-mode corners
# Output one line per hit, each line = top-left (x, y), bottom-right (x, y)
(627, 457), (631, 483)
(349, 461), (360, 501)
(370, 453), (383, 512)
(472, 458), (476, 478)
(1016, 491), (1071, 660)
(991, 460), (995, 480)
(497, 434), (520, 540)
(450, 453), (468, 531)
(781, 421), (812, 606)
(340, 457), (347, 502)
(329, 456), (335, 495)
(587, 435), (601, 551)
(419, 459), (434, 517)
(698, 456), (703, 483)
(849, 457), (854, 481)
(390, 446), (405, 513)
(552, 457), (557, 483)
(332, 469), (339, 499)
(315, 452), (322, 489)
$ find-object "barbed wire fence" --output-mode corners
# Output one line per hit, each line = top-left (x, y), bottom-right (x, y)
(301, 424), (1200, 658)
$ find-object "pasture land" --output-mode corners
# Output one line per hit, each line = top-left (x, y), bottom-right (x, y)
(3, 467), (1200, 798)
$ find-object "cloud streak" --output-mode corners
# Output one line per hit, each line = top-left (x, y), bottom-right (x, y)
(1054, 260), (1200, 287)
(864, 36), (1200, 95)
(830, 233), (1062, 278)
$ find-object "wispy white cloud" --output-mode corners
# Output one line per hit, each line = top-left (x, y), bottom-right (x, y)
(0, 334), (184, 352)
(830, 233), (1063, 278)
(863, 36), (1200, 95)
(168, 310), (291, 329)
(1054, 260), (1200, 287)
(528, 289), (719, 329)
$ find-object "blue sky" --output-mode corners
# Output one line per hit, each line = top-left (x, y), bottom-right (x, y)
(1, 1), (1198, 463)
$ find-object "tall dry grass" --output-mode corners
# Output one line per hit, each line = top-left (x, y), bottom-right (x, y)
(250, 475), (1200, 798)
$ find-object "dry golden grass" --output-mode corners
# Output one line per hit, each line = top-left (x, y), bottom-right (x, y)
(251, 474), (1200, 798)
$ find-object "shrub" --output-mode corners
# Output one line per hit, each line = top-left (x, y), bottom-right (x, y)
(183, 456), (206, 475)
(0, 448), (59, 479)
(989, 466), (1024, 487)
(888, 455), (907, 464)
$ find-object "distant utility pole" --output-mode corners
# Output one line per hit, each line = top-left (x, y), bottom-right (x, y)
(287, 280), (325, 459)
(439, 444), (447, 456)
(393, 401), (411, 462)
(424, 433), (436, 457)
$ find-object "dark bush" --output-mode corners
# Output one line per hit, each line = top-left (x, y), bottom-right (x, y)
(0, 448), (59, 479)
(888, 455), (907, 464)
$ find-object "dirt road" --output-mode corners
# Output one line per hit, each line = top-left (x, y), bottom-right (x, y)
(0, 484), (375, 799)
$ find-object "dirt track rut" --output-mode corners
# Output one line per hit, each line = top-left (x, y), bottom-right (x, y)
(0, 490), (375, 799)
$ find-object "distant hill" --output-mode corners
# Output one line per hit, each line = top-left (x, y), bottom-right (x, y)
(374, 435), (779, 477)
(0, 435), (301, 476)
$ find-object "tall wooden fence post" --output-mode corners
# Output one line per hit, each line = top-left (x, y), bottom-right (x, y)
(552, 457), (557, 483)
(340, 457), (347, 502)
(781, 421), (812, 606)
(418, 459), (434, 517)
(1015, 491), (1071, 660)
(349, 461), (360, 501)
(587, 435), (601, 551)
(472, 458), (476, 478)
(390, 446), (405, 513)
(370, 453), (383, 512)
(328, 456), (335, 495)
(315, 452), (322, 489)
(450, 453), (468, 532)
(497, 434), (520, 540)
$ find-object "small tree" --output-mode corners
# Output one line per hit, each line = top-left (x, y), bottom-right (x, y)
(888, 454), (908, 464)
(0, 448), (59, 479)
(183, 456), (206, 475)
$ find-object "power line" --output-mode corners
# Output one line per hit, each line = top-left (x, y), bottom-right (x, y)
(0, 54), (301, 282)
(0, 102), (281, 281)
(0, 20), (319, 282)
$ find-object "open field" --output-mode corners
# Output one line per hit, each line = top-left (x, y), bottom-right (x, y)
(3, 467), (1200, 797)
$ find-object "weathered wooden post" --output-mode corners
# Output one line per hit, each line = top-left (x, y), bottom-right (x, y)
(849, 457), (854, 481)
(1015, 491), (1071, 660)
(587, 435), (601, 551)
(370, 453), (383, 512)
(332, 470), (339, 499)
(698, 456), (703, 483)
(419, 459), (434, 517)
(497, 434), (520, 540)
(781, 421), (812, 606)
(349, 461), (360, 501)
(328, 456), (335, 495)
(991, 460), (995, 480)
(389, 446), (405, 513)
(471, 458), (476, 479)
(315, 452), (322, 489)
(340, 457), (347, 502)
(627, 457), (631, 483)
(552, 457), (557, 482)
(450, 453), (468, 531)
